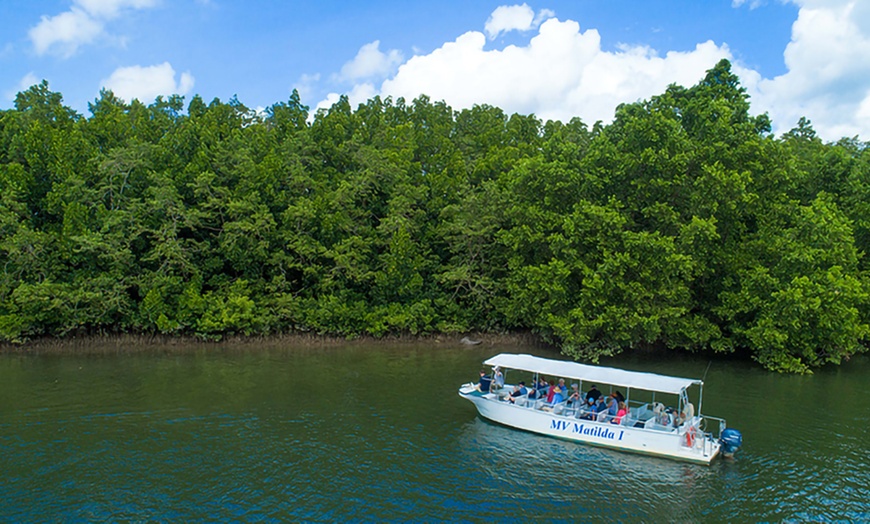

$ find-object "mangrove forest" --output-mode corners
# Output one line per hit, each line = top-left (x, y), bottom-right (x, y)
(1, 59), (868, 372)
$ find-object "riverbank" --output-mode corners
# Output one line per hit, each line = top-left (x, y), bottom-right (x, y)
(7, 331), (855, 375)
(0, 331), (550, 355)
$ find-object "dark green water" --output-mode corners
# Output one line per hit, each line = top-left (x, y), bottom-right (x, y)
(1, 341), (868, 522)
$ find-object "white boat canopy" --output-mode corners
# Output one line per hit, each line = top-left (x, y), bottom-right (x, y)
(483, 354), (701, 395)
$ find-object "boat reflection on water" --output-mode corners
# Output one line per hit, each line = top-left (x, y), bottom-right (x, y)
(455, 416), (719, 520)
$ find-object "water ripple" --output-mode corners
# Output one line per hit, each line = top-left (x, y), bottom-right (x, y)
(0, 348), (868, 521)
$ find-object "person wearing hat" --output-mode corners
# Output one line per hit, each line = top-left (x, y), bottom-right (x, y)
(578, 395), (596, 420)
(567, 383), (581, 407)
(551, 378), (569, 404)
(492, 366), (505, 391)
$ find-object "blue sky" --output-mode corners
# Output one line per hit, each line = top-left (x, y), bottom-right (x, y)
(2, 1), (868, 141)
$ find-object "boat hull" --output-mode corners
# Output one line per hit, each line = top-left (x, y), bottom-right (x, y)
(459, 387), (721, 465)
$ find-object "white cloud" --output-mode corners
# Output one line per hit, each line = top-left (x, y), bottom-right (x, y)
(28, 0), (158, 57)
(732, 0), (766, 9)
(314, 92), (341, 115)
(346, 83), (379, 107)
(339, 41), (403, 81)
(315, 83), (379, 115)
(17, 72), (40, 92)
(378, 17), (731, 125)
(5, 72), (40, 102)
(534, 8), (556, 26)
(293, 73), (321, 101)
(485, 4), (535, 39)
(29, 8), (104, 57)
(748, 0), (870, 139)
(316, 2), (870, 142)
(857, 94), (870, 120)
(101, 62), (194, 103)
(484, 3), (555, 40)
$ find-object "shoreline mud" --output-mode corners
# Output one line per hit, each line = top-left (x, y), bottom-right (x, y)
(0, 331), (550, 355)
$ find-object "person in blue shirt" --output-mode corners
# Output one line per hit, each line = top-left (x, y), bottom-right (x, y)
(593, 396), (607, 420)
(579, 396), (596, 419)
(551, 378), (568, 404)
(528, 377), (547, 399)
(508, 381), (528, 403)
(474, 370), (492, 393)
(585, 384), (602, 404)
(606, 392), (619, 420)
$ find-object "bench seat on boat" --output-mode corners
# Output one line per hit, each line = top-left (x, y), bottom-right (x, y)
(648, 421), (676, 432)
(553, 400), (569, 415)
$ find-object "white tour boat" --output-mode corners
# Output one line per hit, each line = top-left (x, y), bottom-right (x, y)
(458, 353), (742, 465)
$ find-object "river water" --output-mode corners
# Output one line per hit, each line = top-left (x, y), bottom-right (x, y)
(0, 340), (867, 522)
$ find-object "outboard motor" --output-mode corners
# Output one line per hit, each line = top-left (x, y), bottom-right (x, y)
(720, 428), (743, 458)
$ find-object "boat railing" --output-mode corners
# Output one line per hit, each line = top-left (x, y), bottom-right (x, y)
(489, 386), (725, 439)
(700, 415), (727, 440)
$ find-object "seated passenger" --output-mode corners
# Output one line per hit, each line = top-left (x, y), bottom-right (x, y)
(585, 384), (602, 404)
(579, 397), (596, 419)
(474, 370), (492, 393)
(606, 392), (619, 419)
(551, 378), (569, 405)
(508, 381), (528, 403)
(589, 396), (607, 420)
(678, 402), (695, 426)
(664, 407), (678, 427)
(612, 401), (628, 425)
(526, 378), (541, 399)
(546, 380), (557, 403)
(653, 402), (671, 426)
(551, 384), (565, 405)
(566, 383), (581, 406)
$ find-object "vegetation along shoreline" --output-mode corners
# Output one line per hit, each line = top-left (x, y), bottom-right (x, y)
(1, 60), (867, 372)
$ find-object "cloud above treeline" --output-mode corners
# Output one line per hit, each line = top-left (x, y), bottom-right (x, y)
(26, 0), (194, 104)
(19, 0), (870, 142)
(316, 1), (870, 142)
(749, 0), (870, 140)
(28, 0), (158, 57)
(484, 3), (555, 39)
(101, 63), (195, 104)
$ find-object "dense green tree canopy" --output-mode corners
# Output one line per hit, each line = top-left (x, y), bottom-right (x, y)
(1, 61), (867, 372)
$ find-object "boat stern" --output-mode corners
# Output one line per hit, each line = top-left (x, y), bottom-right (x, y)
(719, 427), (743, 458)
